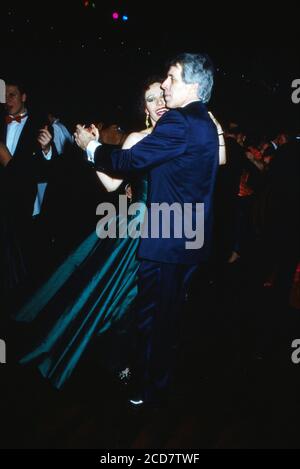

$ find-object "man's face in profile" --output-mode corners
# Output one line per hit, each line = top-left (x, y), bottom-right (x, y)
(161, 63), (198, 109)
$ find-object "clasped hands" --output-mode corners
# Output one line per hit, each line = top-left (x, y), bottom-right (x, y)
(74, 124), (99, 151)
(74, 123), (125, 150)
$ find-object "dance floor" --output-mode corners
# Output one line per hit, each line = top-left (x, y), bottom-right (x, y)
(1, 261), (300, 449)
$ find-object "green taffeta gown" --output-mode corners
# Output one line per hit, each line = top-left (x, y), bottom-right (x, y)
(14, 179), (147, 389)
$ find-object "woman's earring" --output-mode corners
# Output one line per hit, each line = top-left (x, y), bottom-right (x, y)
(145, 114), (151, 129)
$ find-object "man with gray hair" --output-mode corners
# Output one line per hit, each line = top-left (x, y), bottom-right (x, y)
(75, 52), (219, 407)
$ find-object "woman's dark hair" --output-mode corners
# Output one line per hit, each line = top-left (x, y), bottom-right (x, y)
(137, 74), (165, 117)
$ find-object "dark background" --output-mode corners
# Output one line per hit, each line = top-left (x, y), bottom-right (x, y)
(1, 2), (300, 449)
(1, 1), (299, 133)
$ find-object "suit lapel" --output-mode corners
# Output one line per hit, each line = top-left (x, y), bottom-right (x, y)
(13, 116), (37, 159)
(14, 117), (31, 156)
(0, 122), (7, 143)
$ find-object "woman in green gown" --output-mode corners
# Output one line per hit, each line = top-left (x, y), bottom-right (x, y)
(13, 79), (168, 389)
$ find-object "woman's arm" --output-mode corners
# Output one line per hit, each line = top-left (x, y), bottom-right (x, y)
(96, 171), (123, 192)
(218, 133), (227, 166)
(96, 131), (144, 192)
(208, 112), (227, 165)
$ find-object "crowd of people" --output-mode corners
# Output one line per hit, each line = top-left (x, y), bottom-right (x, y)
(214, 122), (300, 303)
(0, 52), (299, 409)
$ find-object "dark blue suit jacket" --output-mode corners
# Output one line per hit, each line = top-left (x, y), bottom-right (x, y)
(94, 102), (219, 265)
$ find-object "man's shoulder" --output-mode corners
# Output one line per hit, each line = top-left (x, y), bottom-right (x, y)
(177, 102), (212, 126)
(179, 101), (207, 115)
(156, 108), (188, 128)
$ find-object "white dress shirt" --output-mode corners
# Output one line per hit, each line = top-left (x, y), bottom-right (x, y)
(33, 120), (73, 216)
(6, 115), (28, 156)
(52, 119), (73, 155)
(86, 140), (101, 164)
(5, 114), (53, 217)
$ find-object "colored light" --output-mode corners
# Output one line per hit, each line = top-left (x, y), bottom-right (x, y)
(122, 15), (128, 21)
(112, 12), (119, 20)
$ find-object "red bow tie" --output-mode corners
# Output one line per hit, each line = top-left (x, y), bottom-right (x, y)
(5, 114), (27, 125)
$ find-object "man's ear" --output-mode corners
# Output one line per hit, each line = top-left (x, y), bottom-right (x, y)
(192, 82), (199, 96)
(21, 93), (27, 104)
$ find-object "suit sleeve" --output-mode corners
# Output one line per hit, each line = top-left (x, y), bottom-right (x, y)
(94, 110), (188, 176)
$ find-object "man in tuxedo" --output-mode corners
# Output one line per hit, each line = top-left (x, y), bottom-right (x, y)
(75, 53), (219, 405)
(0, 80), (56, 291)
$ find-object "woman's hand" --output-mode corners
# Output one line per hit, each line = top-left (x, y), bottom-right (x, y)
(89, 124), (100, 142)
